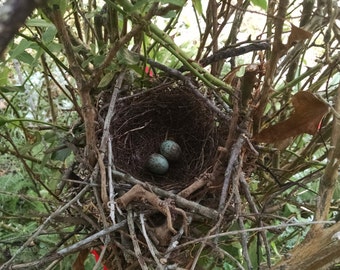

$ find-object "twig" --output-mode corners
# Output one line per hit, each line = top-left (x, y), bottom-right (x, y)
(198, 42), (270, 68)
(215, 246), (245, 270)
(99, 71), (125, 153)
(93, 244), (108, 270)
(253, 0), (289, 134)
(127, 208), (148, 270)
(90, 160), (109, 231)
(165, 220), (335, 254)
(240, 173), (271, 267)
(58, 221), (127, 256)
(117, 184), (178, 234)
(112, 170), (219, 220)
(233, 163), (252, 270)
(218, 135), (245, 213)
(102, 72), (137, 217)
(49, 5), (84, 88)
(95, 2), (158, 76)
(97, 147), (109, 205)
(148, 23), (235, 97)
(164, 216), (191, 260)
(108, 137), (117, 224)
(189, 236), (206, 270)
(139, 214), (163, 269)
(41, 54), (57, 123)
(191, 136), (243, 270)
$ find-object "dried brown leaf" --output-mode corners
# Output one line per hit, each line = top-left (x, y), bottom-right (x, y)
(254, 91), (329, 143)
(287, 24), (313, 47)
(72, 249), (90, 270)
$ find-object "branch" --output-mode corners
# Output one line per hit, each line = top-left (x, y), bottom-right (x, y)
(272, 222), (340, 270)
(311, 83), (340, 232)
(0, 0), (43, 56)
(112, 170), (219, 220)
(198, 42), (270, 68)
(49, 5), (84, 87)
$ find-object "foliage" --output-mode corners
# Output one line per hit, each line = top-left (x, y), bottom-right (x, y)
(0, 0), (339, 269)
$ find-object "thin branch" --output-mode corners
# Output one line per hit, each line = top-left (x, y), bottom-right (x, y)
(215, 246), (245, 270)
(240, 173), (271, 267)
(234, 164), (252, 269)
(127, 208), (148, 270)
(58, 220), (126, 256)
(166, 220), (335, 254)
(198, 42), (270, 68)
(139, 214), (163, 269)
(218, 134), (245, 213)
(99, 72), (125, 153)
(49, 5), (84, 88)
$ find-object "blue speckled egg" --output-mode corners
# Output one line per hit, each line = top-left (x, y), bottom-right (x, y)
(160, 140), (181, 161)
(146, 153), (169, 175)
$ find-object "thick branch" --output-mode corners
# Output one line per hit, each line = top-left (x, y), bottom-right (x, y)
(0, 0), (43, 56)
(312, 83), (340, 231)
(273, 222), (340, 269)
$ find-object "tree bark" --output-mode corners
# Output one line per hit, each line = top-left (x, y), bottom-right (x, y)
(0, 0), (44, 56)
(271, 222), (340, 270)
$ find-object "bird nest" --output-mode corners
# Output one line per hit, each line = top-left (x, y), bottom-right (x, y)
(110, 79), (228, 191)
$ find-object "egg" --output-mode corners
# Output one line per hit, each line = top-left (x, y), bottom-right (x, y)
(160, 140), (181, 161)
(146, 153), (169, 175)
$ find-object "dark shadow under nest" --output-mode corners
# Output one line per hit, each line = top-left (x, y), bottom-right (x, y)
(110, 80), (229, 190)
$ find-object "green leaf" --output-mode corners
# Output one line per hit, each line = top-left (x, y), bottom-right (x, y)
(160, 0), (185, 7)
(46, 42), (63, 53)
(51, 147), (72, 161)
(0, 66), (11, 86)
(250, 0), (267, 10)
(43, 131), (58, 142)
(9, 39), (33, 59)
(284, 203), (300, 216)
(15, 51), (35, 65)
(248, 239), (261, 269)
(117, 48), (140, 66)
(92, 55), (106, 66)
(0, 115), (9, 126)
(98, 72), (115, 88)
(160, 10), (177, 18)
(42, 26), (58, 43)
(192, 0), (203, 15)
(25, 18), (54, 28)
(129, 0), (150, 11)
(0, 86), (25, 92)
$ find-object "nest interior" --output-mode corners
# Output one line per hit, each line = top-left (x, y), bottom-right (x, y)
(110, 80), (227, 190)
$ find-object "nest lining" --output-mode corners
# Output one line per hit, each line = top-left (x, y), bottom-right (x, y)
(110, 80), (227, 190)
